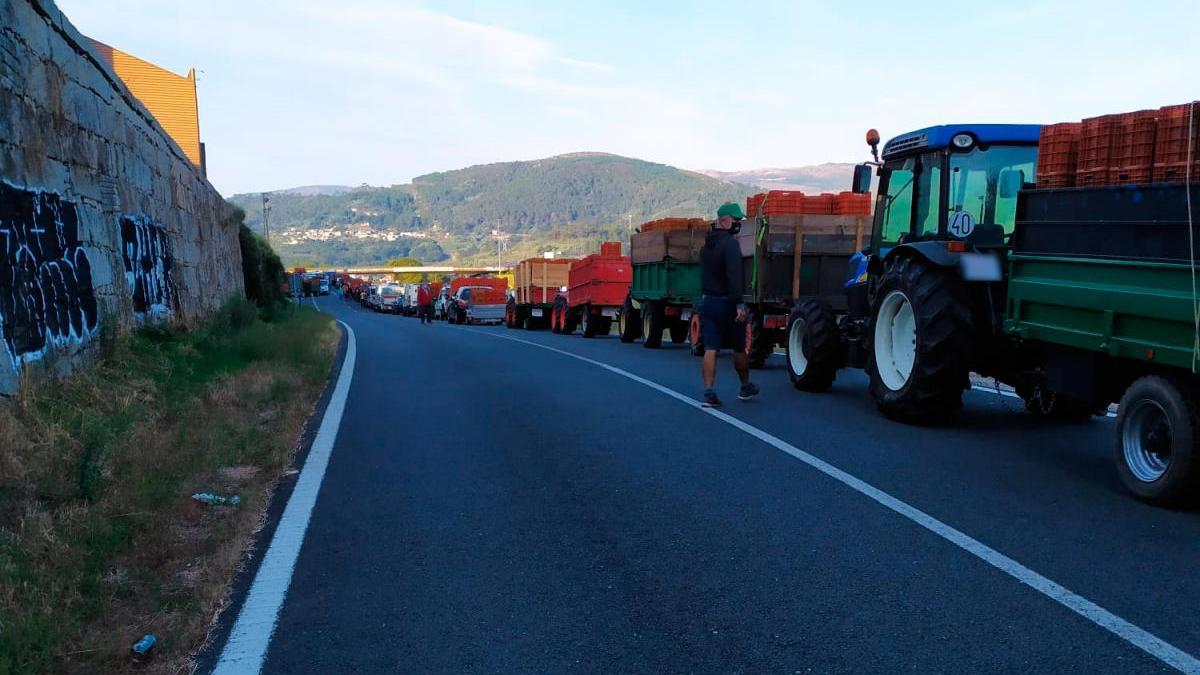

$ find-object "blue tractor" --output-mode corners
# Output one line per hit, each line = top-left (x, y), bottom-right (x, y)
(783, 124), (1076, 423)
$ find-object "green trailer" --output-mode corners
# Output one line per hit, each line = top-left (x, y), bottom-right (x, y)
(619, 258), (702, 351)
(1005, 183), (1200, 504)
(740, 214), (867, 368)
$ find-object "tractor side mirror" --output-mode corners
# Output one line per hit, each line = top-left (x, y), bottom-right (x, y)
(851, 164), (873, 194)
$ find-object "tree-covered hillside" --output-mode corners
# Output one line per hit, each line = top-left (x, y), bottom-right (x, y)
(228, 153), (755, 267)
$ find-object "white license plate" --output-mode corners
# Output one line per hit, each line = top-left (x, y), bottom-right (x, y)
(531, 308), (544, 317)
(681, 310), (693, 321)
(959, 253), (1003, 281)
(602, 308), (618, 318)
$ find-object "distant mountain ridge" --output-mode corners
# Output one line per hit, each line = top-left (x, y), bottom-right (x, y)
(230, 153), (757, 267)
(698, 163), (856, 194)
(270, 185), (356, 196)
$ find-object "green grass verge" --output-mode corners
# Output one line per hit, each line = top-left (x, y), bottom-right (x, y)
(0, 299), (337, 674)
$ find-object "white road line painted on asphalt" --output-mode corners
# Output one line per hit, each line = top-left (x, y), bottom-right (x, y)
(472, 330), (1200, 674)
(213, 319), (357, 675)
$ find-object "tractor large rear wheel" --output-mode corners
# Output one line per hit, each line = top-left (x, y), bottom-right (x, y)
(786, 299), (841, 392)
(867, 255), (972, 424)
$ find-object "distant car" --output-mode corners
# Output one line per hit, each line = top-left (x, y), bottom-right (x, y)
(446, 285), (506, 325)
(434, 287), (453, 320)
(376, 285), (404, 313)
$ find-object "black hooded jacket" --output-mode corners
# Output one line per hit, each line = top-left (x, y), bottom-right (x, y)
(700, 228), (743, 303)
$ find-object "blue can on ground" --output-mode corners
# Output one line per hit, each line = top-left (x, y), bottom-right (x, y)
(700, 297), (747, 352)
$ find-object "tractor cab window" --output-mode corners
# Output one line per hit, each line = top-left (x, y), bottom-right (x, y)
(877, 152), (942, 246)
(948, 145), (1036, 245)
(878, 158), (915, 246)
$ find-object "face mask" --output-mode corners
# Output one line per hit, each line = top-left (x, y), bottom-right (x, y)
(730, 219), (743, 235)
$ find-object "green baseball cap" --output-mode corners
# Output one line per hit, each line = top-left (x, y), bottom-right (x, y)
(717, 202), (746, 220)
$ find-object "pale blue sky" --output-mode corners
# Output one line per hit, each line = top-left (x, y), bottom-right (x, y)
(59, 0), (1200, 196)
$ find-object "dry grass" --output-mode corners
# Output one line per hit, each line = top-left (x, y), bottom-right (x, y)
(0, 300), (338, 674)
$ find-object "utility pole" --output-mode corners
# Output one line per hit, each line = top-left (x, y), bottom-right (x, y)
(261, 193), (271, 243)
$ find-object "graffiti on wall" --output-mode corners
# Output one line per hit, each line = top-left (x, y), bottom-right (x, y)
(120, 215), (177, 317)
(0, 181), (99, 366)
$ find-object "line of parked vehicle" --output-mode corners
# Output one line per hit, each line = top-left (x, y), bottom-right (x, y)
(346, 275), (511, 324)
(333, 101), (1200, 508)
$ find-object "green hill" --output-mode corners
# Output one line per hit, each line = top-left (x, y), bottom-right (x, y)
(228, 153), (755, 267)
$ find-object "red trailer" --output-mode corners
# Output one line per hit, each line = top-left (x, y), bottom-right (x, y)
(554, 242), (632, 337)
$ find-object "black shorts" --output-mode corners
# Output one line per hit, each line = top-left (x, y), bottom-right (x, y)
(700, 297), (746, 352)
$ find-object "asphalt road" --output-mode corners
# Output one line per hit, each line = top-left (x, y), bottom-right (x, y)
(209, 296), (1200, 674)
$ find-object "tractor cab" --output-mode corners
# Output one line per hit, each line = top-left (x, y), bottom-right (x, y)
(852, 124), (1039, 258)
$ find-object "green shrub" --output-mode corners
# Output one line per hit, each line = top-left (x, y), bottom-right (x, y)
(230, 204), (287, 315)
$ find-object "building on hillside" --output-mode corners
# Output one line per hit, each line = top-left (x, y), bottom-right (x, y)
(87, 39), (205, 174)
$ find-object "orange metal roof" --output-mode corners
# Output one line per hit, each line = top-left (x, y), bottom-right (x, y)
(88, 38), (202, 167)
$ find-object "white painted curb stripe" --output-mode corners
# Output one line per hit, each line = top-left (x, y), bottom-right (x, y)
(213, 319), (357, 674)
(473, 330), (1200, 674)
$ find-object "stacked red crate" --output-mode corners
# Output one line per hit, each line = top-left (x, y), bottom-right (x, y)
(1110, 110), (1158, 185)
(1036, 122), (1081, 188)
(746, 193), (767, 218)
(599, 241), (622, 258)
(832, 192), (872, 215)
(1153, 102), (1200, 183)
(1076, 114), (1120, 187)
(757, 191), (835, 216)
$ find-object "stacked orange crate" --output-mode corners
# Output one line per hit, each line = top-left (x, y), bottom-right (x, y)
(1153, 101), (1200, 183)
(1036, 122), (1081, 188)
(745, 193), (767, 219)
(833, 192), (871, 215)
(761, 190), (802, 215)
(1075, 114), (1120, 187)
(1110, 110), (1158, 185)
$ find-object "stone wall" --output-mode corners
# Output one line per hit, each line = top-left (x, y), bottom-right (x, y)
(0, 0), (243, 393)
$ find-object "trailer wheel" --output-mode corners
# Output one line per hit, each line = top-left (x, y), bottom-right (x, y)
(746, 313), (772, 369)
(641, 301), (665, 349)
(619, 296), (641, 343)
(688, 312), (705, 356)
(582, 305), (599, 338)
(867, 255), (972, 424)
(1115, 375), (1200, 506)
(669, 319), (688, 344)
(786, 299), (841, 392)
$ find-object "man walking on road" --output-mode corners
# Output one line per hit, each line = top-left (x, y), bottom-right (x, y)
(698, 202), (758, 407)
(416, 281), (433, 324)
